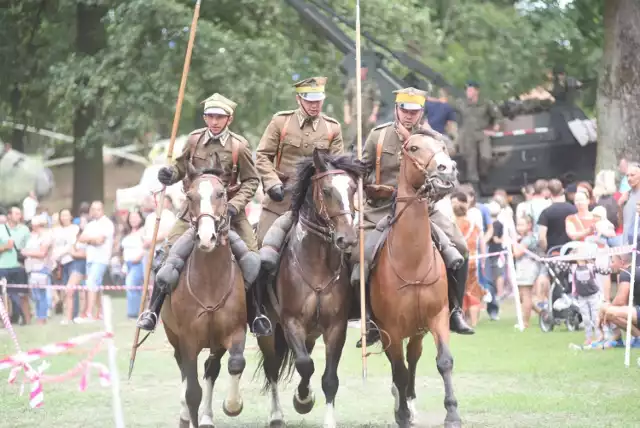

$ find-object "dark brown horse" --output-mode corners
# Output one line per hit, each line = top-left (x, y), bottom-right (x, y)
(161, 165), (247, 428)
(370, 133), (461, 427)
(256, 149), (364, 428)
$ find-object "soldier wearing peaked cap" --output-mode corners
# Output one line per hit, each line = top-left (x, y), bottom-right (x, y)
(253, 77), (344, 334)
(350, 87), (475, 348)
(137, 93), (267, 333)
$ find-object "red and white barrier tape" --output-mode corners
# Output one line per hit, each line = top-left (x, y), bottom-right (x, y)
(469, 250), (507, 261)
(1, 284), (148, 291)
(0, 296), (43, 408)
(0, 330), (113, 371)
(490, 127), (549, 138)
(522, 244), (636, 263)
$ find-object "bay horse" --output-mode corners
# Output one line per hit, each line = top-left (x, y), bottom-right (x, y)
(256, 149), (365, 428)
(161, 163), (247, 428)
(370, 132), (461, 428)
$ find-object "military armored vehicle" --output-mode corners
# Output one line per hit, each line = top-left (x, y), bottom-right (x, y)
(286, 0), (597, 196)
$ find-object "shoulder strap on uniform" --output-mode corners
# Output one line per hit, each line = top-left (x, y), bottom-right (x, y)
(324, 117), (335, 143)
(276, 115), (293, 170)
(375, 127), (388, 185)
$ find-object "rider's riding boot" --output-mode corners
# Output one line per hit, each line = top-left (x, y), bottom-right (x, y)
(136, 229), (195, 332)
(249, 271), (273, 336)
(431, 221), (464, 270)
(259, 212), (294, 272)
(447, 258), (475, 335)
(355, 307), (381, 348)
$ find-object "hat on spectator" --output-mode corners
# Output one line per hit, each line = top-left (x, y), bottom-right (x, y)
(466, 80), (480, 89)
(294, 77), (327, 101)
(394, 87), (427, 111)
(202, 93), (236, 116)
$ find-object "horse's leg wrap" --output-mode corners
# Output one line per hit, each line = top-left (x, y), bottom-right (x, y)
(431, 221), (464, 270)
(228, 230), (260, 287)
(259, 211), (294, 272)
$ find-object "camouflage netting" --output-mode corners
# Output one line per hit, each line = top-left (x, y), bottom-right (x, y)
(499, 99), (555, 119)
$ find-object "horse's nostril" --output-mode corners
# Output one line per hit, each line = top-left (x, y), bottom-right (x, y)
(437, 164), (447, 171)
(336, 236), (345, 246)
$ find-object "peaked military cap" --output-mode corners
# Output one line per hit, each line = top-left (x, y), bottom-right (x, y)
(202, 93), (237, 116)
(465, 80), (480, 89)
(393, 87), (427, 111)
(293, 76), (327, 101)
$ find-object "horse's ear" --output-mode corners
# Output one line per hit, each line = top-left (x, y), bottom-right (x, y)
(186, 161), (198, 181)
(312, 148), (328, 173)
(212, 152), (223, 172)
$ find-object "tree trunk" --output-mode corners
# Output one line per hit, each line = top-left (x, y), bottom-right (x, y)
(10, 85), (25, 152)
(72, 3), (107, 214)
(596, 0), (640, 170)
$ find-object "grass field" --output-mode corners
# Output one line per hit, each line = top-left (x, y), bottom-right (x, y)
(2, 297), (640, 428)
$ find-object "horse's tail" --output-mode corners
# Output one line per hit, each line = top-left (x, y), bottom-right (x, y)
(254, 324), (296, 393)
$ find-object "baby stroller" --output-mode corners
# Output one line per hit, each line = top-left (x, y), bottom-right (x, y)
(538, 244), (583, 332)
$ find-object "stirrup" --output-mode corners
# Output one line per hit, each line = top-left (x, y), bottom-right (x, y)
(251, 314), (273, 337)
(136, 311), (158, 332)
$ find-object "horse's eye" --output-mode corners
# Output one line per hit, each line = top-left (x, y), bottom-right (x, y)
(323, 188), (331, 196)
(217, 190), (224, 198)
(410, 146), (418, 152)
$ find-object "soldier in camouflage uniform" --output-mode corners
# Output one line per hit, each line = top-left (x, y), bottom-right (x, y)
(343, 65), (381, 152)
(352, 87), (475, 348)
(254, 77), (343, 334)
(137, 93), (265, 333)
(456, 81), (501, 192)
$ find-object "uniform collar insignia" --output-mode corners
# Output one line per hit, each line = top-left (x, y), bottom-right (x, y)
(296, 109), (320, 131)
(205, 128), (229, 147)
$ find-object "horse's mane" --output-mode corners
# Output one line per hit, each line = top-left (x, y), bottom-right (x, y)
(289, 152), (366, 217)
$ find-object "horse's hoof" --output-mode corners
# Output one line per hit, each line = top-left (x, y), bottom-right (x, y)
(222, 398), (243, 417)
(199, 413), (215, 428)
(178, 418), (190, 428)
(394, 410), (412, 428)
(293, 391), (315, 414)
(444, 421), (462, 428)
(269, 419), (286, 428)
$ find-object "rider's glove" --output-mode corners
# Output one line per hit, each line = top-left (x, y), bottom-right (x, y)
(158, 167), (178, 186)
(227, 205), (238, 218)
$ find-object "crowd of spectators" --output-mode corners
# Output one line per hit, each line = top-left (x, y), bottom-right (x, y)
(448, 158), (640, 348)
(0, 194), (177, 326)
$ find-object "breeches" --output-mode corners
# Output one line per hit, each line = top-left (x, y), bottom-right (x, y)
(164, 214), (258, 253)
(430, 209), (469, 258)
(460, 132), (492, 182)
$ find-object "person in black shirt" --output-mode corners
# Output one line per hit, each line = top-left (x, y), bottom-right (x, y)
(599, 253), (640, 344)
(486, 201), (504, 320)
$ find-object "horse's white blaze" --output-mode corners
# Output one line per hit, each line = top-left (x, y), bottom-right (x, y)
(331, 174), (353, 225)
(434, 151), (455, 173)
(224, 374), (243, 413)
(269, 382), (284, 423)
(180, 379), (190, 421)
(197, 180), (217, 246)
(324, 402), (336, 428)
(199, 376), (214, 420)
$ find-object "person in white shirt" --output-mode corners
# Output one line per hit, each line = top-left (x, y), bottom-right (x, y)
(75, 201), (114, 322)
(22, 191), (39, 224)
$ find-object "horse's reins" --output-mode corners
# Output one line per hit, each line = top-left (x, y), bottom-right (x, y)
(385, 138), (442, 288)
(185, 174), (236, 318)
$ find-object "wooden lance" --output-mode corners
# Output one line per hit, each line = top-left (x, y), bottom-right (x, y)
(355, 0), (368, 381)
(128, 0), (202, 379)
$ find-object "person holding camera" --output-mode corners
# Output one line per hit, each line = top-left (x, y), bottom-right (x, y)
(0, 206), (31, 324)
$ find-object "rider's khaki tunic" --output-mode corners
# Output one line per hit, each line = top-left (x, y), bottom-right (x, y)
(362, 122), (468, 257)
(162, 128), (259, 252)
(254, 108), (343, 245)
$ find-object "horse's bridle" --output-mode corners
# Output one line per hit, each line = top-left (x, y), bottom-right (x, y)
(298, 169), (353, 244)
(189, 174), (230, 242)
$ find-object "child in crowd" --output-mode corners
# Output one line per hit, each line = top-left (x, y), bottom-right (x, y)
(486, 201), (504, 320)
(512, 215), (539, 328)
(572, 256), (603, 345)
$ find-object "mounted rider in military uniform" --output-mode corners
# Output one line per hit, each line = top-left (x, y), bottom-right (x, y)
(136, 93), (263, 332)
(254, 77), (344, 334)
(351, 87), (475, 347)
